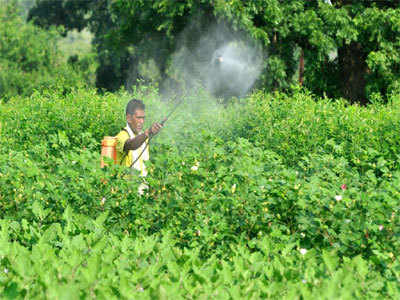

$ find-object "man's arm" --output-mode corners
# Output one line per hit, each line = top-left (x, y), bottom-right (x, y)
(123, 123), (163, 151)
(123, 132), (148, 151)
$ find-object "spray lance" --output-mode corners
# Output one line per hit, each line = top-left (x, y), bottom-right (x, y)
(129, 96), (184, 168)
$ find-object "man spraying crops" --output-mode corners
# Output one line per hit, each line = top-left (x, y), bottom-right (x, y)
(116, 99), (162, 182)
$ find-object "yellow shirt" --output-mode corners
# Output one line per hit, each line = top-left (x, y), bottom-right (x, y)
(115, 129), (149, 177)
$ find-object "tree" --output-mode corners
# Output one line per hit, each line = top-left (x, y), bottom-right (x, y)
(0, 2), (87, 101)
(28, 0), (400, 103)
(214, 0), (400, 103)
(27, 0), (90, 34)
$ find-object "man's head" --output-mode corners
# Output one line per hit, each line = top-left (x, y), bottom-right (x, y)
(126, 99), (145, 134)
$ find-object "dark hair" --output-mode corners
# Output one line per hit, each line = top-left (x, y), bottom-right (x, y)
(126, 99), (145, 115)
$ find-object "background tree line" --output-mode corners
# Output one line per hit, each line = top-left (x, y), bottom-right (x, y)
(0, 0), (98, 101)
(5, 0), (400, 104)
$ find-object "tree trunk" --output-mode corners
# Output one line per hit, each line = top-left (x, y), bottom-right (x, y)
(299, 48), (304, 86)
(338, 42), (368, 104)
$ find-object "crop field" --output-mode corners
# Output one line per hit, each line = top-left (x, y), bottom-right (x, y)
(0, 87), (399, 298)
(1, 0), (400, 298)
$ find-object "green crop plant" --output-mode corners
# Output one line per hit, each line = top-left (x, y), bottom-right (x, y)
(0, 86), (399, 298)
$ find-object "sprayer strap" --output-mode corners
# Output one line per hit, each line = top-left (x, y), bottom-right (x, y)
(120, 128), (149, 174)
(120, 128), (129, 162)
(129, 138), (150, 168)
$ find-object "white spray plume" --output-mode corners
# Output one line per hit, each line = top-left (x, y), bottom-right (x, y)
(164, 22), (264, 100)
(206, 42), (263, 99)
(138, 21), (264, 149)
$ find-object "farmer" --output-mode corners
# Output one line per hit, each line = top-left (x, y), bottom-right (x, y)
(116, 99), (162, 191)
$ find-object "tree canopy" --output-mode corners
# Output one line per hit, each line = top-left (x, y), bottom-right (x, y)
(28, 0), (400, 103)
(0, 1), (90, 101)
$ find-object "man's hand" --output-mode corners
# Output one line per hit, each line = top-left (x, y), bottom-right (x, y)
(146, 122), (163, 137)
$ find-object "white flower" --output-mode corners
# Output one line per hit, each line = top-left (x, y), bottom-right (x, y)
(101, 197), (106, 205)
(191, 162), (200, 171)
(378, 225), (384, 231)
(300, 232), (306, 238)
(138, 183), (148, 196)
(299, 248), (307, 255)
(335, 195), (342, 201)
(136, 284), (144, 292)
(302, 279), (307, 284)
(4, 268), (8, 274)
(231, 184), (237, 194)
(345, 219), (351, 224)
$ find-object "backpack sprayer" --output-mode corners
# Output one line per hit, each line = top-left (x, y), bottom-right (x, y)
(101, 97), (184, 168)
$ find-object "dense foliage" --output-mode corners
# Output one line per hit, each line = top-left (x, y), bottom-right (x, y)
(28, 0), (400, 103)
(1, 0), (399, 298)
(0, 86), (399, 298)
(0, 2), (93, 102)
